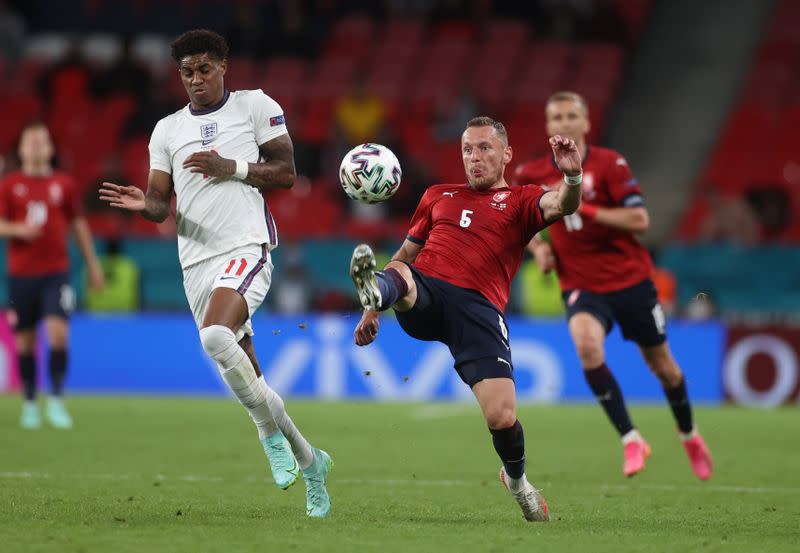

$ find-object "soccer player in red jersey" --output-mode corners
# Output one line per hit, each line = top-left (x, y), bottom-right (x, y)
(349, 117), (584, 521)
(512, 91), (712, 480)
(0, 121), (104, 429)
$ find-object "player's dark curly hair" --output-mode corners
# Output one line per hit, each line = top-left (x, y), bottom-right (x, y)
(170, 29), (229, 64)
(466, 116), (508, 145)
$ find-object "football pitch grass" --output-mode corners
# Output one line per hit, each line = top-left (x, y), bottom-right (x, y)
(1, 397), (797, 552)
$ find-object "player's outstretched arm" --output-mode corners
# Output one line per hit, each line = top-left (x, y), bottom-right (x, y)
(583, 205), (650, 233)
(100, 170), (173, 223)
(354, 310), (380, 346)
(540, 135), (583, 223)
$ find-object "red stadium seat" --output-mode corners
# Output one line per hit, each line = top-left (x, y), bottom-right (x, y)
(120, 137), (151, 186)
(324, 15), (375, 60)
(268, 184), (341, 239)
(384, 20), (426, 44)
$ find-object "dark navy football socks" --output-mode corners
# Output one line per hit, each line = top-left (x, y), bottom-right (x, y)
(376, 268), (408, 311)
(490, 419), (526, 479)
(49, 350), (68, 397)
(664, 377), (694, 434)
(584, 363), (635, 436)
(19, 354), (36, 401)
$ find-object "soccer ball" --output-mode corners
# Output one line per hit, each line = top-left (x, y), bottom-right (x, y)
(339, 143), (402, 204)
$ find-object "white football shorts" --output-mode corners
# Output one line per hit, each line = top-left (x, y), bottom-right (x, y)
(182, 243), (273, 341)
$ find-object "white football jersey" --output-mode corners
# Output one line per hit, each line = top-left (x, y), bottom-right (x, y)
(148, 89), (284, 268)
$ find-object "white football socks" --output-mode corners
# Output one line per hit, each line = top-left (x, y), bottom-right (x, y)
(200, 326), (278, 439)
(679, 427), (698, 441)
(260, 377), (314, 469)
(621, 429), (644, 445)
(200, 325), (315, 467)
(506, 473), (527, 494)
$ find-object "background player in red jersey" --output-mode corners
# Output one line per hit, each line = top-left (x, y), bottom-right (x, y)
(0, 121), (104, 429)
(349, 117), (583, 522)
(512, 91), (713, 480)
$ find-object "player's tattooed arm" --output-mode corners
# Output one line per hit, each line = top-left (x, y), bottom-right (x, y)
(142, 170), (174, 222)
(249, 133), (296, 190)
(181, 134), (296, 191)
(99, 169), (173, 223)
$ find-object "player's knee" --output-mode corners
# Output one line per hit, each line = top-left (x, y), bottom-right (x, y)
(484, 404), (517, 430)
(574, 335), (604, 366)
(15, 331), (36, 354)
(199, 325), (237, 362)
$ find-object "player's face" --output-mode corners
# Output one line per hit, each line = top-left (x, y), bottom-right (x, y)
(545, 100), (590, 143)
(179, 53), (227, 108)
(461, 126), (512, 190)
(18, 126), (54, 165)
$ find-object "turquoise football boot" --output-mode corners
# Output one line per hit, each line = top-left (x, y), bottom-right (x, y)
(260, 431), (299, 489)
(302, 448), (332, 518)
(46, 398), (73, 429)
(20, 402), (41, 429)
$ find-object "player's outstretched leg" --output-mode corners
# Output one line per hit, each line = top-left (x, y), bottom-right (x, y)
(350, 244), (409, 312)
(200, 325), (299, 489)
(473, 376), (549, 522)
(258, 379), (333, 516)
(642, 343), (713, 481)
(571, 314), (650, 477)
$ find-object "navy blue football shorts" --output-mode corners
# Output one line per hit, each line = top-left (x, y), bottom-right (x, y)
(8, 272), (73, 331)
(562, 278), (667, 347)
(394, 264), (514, 387)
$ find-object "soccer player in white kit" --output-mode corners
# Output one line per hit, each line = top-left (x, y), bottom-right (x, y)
(99, 29), (332, 518)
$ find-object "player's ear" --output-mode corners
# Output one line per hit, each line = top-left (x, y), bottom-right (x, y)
(504, 145), (513, 165)
(219, 59), (227, 76)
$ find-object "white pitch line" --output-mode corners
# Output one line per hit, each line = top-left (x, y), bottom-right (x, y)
(1, 471), (798, 495)
(337, 478), (476, 487)
(410, 404), (476, 420)
(600, 483), (800, 495)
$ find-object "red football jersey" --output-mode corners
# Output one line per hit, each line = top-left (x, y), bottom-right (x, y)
(512, 145), (653, 293)
(407, 182), (548, 311)
(0, 171), (82, 276)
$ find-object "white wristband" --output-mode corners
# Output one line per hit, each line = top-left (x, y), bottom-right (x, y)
(233, 159), (249, 180)
(564, 172), (583, 186)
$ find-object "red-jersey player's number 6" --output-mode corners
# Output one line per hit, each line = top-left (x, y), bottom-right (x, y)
(459, 209), (473, 228)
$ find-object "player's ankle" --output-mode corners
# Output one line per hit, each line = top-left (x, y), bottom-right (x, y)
(621, 429), (643, 445)
(679, 427), (698, 441)
(506, 473), (527, 494)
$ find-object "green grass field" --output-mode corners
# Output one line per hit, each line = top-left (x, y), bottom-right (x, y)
(1, 396), (798, 552)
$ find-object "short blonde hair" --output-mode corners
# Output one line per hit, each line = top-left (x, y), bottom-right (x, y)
(466, 116), (508, 145)
(546, 91), (589, 118)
